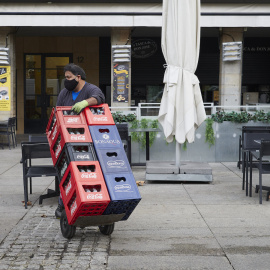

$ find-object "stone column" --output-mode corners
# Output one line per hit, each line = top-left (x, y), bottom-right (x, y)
(111, 28), (131, 108)
(0, 27), (16, 120)
(219, 28), (244, 108)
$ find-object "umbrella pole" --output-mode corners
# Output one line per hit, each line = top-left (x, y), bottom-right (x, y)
(175, 141), (181, 169)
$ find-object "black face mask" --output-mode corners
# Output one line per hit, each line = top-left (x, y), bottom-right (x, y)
(64, 78), (79, 91)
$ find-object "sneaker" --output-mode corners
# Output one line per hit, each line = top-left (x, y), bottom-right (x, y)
(55, 204), (63, 218)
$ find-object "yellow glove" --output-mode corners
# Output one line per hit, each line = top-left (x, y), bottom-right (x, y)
(72, 100), (88, 114)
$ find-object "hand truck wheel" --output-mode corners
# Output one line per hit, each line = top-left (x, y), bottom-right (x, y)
(99, 223), (115, 235)
(60, 209), (76, 239)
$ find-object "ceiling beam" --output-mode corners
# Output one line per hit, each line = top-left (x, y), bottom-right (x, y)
(0, 0), (270, 3)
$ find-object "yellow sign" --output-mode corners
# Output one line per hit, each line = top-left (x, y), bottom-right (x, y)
(114, 68), (128, 75)
(213, 91), (219, 102)
(0, 66), (11, 111)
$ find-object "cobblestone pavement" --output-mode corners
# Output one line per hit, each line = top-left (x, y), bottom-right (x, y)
(3, 161), (270, 270)
(0, 204), (111, 270)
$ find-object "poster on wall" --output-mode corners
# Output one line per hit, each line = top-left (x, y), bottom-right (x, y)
(113, 63), (129, 103)
(0, 66), (11, 111)
(131, 39), (157, 59)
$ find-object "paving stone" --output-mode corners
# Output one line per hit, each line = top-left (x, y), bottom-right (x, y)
(3, 161), (270, 270)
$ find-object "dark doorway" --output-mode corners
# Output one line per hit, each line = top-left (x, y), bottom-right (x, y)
(24, 54), (72, 133)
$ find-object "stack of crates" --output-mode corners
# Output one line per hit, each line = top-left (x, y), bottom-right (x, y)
(46, 106), (110, 225)
(84, 104), (141, 220)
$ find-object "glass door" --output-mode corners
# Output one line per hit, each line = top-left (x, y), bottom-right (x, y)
(25, 54), (71, 133)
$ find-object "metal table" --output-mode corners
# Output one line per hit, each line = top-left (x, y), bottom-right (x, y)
(129, 128), (161, 161)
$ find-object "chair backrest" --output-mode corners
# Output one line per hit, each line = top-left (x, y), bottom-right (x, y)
(243, 132), (270, 150)
(260, 140), (270, 157)
(116, 123), (129, 141)
(6, 118), (14, 131)
(242, 126), (270, 132)
(7, 117), (13, 126)
(11, 117), (16, 128)
(21, 142), (52, 161)
(29, 135), (48, 143)
(242, 126), (270, 139)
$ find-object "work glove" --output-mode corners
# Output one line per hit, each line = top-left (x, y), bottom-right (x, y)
(72, 100), (88, 114)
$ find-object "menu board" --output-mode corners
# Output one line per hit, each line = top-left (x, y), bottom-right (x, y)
(113, 63), (129, 103)
(0, 66), (11, 111)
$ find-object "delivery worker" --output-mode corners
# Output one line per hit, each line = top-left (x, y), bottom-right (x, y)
(55, 63), (105, 218)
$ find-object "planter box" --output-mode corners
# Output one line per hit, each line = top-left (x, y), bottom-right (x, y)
(129, 121), (270, 163)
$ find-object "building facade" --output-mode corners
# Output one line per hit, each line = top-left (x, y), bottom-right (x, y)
(0, 0), (270, 134)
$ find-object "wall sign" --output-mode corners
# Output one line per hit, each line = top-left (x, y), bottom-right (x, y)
(244, 47), (270, 53)
(0, 66), (11, 111)
(131, 39), (157, 59)
(113, 63), (129, 103)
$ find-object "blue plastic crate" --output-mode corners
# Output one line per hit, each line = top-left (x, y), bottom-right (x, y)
(89, 125), (123, 149)
(103, 172), (141, 201)
(103, 199), (141, 220)
(95, 148), (132, 174)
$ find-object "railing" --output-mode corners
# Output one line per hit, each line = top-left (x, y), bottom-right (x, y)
(110, 103), (270, 121)
(110, 106), (138, 116)
(211, 104), (270, 114)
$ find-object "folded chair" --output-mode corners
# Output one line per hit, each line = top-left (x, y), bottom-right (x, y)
(250, 140), (270, 204)
(28, 135), (49, 194)
(11, 117), (17, 147)
(0, 118), (14, 149)
(242, 132), (270, 197)
(238, 126), (270, 169)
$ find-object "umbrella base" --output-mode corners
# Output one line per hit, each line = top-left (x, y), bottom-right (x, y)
(145, 161), (212, 182)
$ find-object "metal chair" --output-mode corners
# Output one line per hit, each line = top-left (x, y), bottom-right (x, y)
(21, 141), (59, 209)
(11, 117), (17, 147)
(238, 126), (270, 169)
(0, 118), (14, 149)
(28, 135), (49, 194)
(250, 140), (270, 204)
(242, 132), (270, 197)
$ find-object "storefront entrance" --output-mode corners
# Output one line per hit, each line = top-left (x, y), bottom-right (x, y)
(24, 54), (72, 133)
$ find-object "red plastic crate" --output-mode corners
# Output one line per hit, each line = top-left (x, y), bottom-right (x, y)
(64, 186), (110, 225)
(59, 160), (106, 204)
(50, 131), (65, 165)
(48, 120), (92, 147)
(84, 104), (115, 126)
(46, 107), (56, 136)
(55, 149), (70, 181)
(60, 161), (111, 225)
(56, 106), (87, 126)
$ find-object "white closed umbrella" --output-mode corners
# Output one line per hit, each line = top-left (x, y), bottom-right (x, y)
(158, 0), (206, 165)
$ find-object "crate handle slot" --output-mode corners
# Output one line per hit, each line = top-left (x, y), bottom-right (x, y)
(83, 185), (101, 192)
(77, 165), (96, 172)
(73, 146), (89, 152)
(67, 128), (85, 135)
(90, 107), (105, 114)
(99, 129), (110, 133)
(115, 177), (126, 182)
(106, 152), (117, 157)
(62, 172), (71, 189)
(63, 110), (76, 115)
(67, 191), (77, 209)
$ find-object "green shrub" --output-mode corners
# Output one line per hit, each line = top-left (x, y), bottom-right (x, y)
(111, 111), (136, 123)
(130, 119), (159, 149)
(211, 110), (270, 123)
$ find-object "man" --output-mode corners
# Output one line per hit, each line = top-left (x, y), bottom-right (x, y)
(57, 63), (105, 111)
(55, 63), (105, 218)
